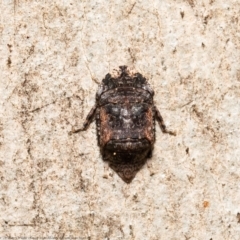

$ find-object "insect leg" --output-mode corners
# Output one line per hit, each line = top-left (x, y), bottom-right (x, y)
(69, 105), (97, 134)
(154, 106), (176, 136)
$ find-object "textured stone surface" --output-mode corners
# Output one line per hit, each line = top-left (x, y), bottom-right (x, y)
(0, 0), (240, 239)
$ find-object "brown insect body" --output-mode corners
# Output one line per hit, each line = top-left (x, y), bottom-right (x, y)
(71, 66), (175, 183)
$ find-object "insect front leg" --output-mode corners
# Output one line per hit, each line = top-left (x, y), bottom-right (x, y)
(153, 106), (176, 136)
(69, 105), (97, 134)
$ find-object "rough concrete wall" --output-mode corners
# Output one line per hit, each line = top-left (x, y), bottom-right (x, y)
(1, 0), (240, 239)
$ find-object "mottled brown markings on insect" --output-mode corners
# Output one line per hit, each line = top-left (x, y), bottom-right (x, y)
(99, 107), (112, 147)
(144, 108), (154, 144)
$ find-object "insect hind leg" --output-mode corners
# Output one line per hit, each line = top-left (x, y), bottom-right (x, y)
(69, 105), (97, 134)
(154, 106), (176, 136)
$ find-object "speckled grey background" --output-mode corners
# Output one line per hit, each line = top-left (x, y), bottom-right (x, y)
(1, 0), (240, 239)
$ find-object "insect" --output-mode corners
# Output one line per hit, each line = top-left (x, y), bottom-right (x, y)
(70, 66), (175, 183)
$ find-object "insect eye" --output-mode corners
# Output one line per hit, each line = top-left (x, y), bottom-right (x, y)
(105, 105), (120, 116)
(111, 107), (120, 116)
(131, 104), (148, 116)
